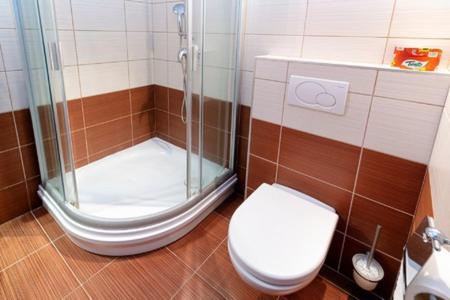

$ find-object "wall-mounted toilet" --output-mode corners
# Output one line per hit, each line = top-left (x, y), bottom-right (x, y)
(228, 183), (338, 295)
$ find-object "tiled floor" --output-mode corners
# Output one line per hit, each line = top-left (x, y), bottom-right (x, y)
(0, 193), (355, 300)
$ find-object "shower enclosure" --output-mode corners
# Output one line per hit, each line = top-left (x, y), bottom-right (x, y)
(14, 0), (241, 255)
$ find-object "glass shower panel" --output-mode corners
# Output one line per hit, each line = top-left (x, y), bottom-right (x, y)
(200, 0), (239, 189)
(14, 0), (77, 205)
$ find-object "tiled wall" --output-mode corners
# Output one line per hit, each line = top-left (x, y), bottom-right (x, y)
(245, 56), (450, 299)
(0, 0), (40, 223)
(427, 93), (450, 238)
(239, 0), (450, 107)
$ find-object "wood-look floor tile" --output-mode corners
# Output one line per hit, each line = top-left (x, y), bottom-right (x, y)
(198, 242), (277, 300)
(280, 276), (353, 300)
(0, 183), (29, 224)
(0, 245), (79, 299)
(54, 235), (113, 283)
(0, 112), (18, 151)
(173, 274), (225, 300)
(84, 248), (192, 299)
(64, 287), (91, 300)
(33, 207), (64, 241)
(0, 212), (49, 270)
(168, 212), (228, 270)
(215, 193), (244, 219)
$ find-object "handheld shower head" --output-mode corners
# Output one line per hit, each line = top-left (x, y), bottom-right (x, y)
(172, 3), (186, 38)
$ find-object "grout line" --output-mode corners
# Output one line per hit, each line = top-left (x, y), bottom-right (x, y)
(337, 70), (380, 271)
(299, 0), (310, 58)
(380, 0), (399, 65)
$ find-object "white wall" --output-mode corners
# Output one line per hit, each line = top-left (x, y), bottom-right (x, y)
(239, 0), (450, 106)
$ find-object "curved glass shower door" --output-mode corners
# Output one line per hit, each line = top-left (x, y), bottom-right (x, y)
(14, 0), (78, 206)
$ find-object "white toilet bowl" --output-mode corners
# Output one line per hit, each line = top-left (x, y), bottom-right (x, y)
(228, 183), (338, 295)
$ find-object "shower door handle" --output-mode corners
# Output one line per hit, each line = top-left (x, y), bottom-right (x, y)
(47, 41), (61, 71)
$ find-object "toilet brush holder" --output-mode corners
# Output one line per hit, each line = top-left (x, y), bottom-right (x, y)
(352, 225), (384, 291)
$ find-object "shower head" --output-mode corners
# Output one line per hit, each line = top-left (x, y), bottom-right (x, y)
(172, 3), (185, 16)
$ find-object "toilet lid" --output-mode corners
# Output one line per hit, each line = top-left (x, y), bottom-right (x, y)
(228, 183), (338, 286)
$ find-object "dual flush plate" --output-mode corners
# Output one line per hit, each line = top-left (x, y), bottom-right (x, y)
(287, 75), (349, 115)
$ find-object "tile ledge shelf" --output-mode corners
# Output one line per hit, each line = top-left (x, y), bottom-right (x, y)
(257, 55), (450, 77)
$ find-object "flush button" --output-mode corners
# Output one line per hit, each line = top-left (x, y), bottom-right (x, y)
(288, 75), (349, 115)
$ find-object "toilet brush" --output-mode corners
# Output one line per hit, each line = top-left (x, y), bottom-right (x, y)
(352, 225), (385, 291)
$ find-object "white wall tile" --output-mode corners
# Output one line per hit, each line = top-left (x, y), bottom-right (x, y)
(167, 61), (183, 90)
(79, 62), (129, 97)
(152, 32), (167, 60)
(127, 32), (152, 60)
(364, 97), (442, 163)
(167, 33), (185, 62)
(153, 59), (167, 86)
(0, 0), (16, 29)
(383, 38), (450, 70)
(429, 110), (450, 237)
(302, 36), (387, 64)
(375, 71), (450, 106)
(203, 66), (234, 101)
(129, 59), (152, 88)
(152, 3), (167, 32)
(0, 29), (22, 70)
(241, 35), (302, 71)
(246, 0), (307, 35)
(62, 66), (81, 100)
(58, 30), (77, 66)
(255, 58), (288, 82)
(251, 78), (285, 124)
(239, 70), (254, 107)
(72, 0), (125, 31)
(305, 0), (394, 37)
(54, 0), (73, 30)
(205, 0), (238, 34)
(204, 33), (236, 69)
(283, 92), (371, 146)
(287, 62), (377, 95)
(0, 50), (4, 71)
(0, 72), (12, 113)
(6, 70), (28, 110)
(390, 0), (450, 39)
(75, 31), (127, 65)
(125, 1), (149, 32)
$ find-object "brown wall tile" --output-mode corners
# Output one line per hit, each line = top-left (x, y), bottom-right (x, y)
(0, 149), (24, 189)
(169, 114), (186, 143)
(279, 128), (360, 191)
(0, 112), (18, 151)
(67, 99), (84, 131)
(131, 86), (154, 113)
(324, 231), (344, 270)
(154, 85), (169, 111)
(20, 144), (39, 179)
(249, 118), (280, 162)
(83, 90), (131, 127)
(89, 141), (132, 163)
(277, 166), (351, 231)
(203, 98), (232, 131)
(340, 237), (401, 299)
(413, 171), (433, 233)
(13, 109), (35, 145)
(347, 195), (412, 259)
(356, 149), (426, 214)
(86, 117), (132, 155)
(71, 130), (88, 162)
(0, 183), (29, 223)
(27, 176), (41, 209)
(237, 137), (248, 169)
(168, 88), (184, 116)
(247, 155), (276, 189)
(238, 105), (250, 138)
(132, 110), (155, 139)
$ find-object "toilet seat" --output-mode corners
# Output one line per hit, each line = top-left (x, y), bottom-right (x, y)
(228, 183), (338, 295)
